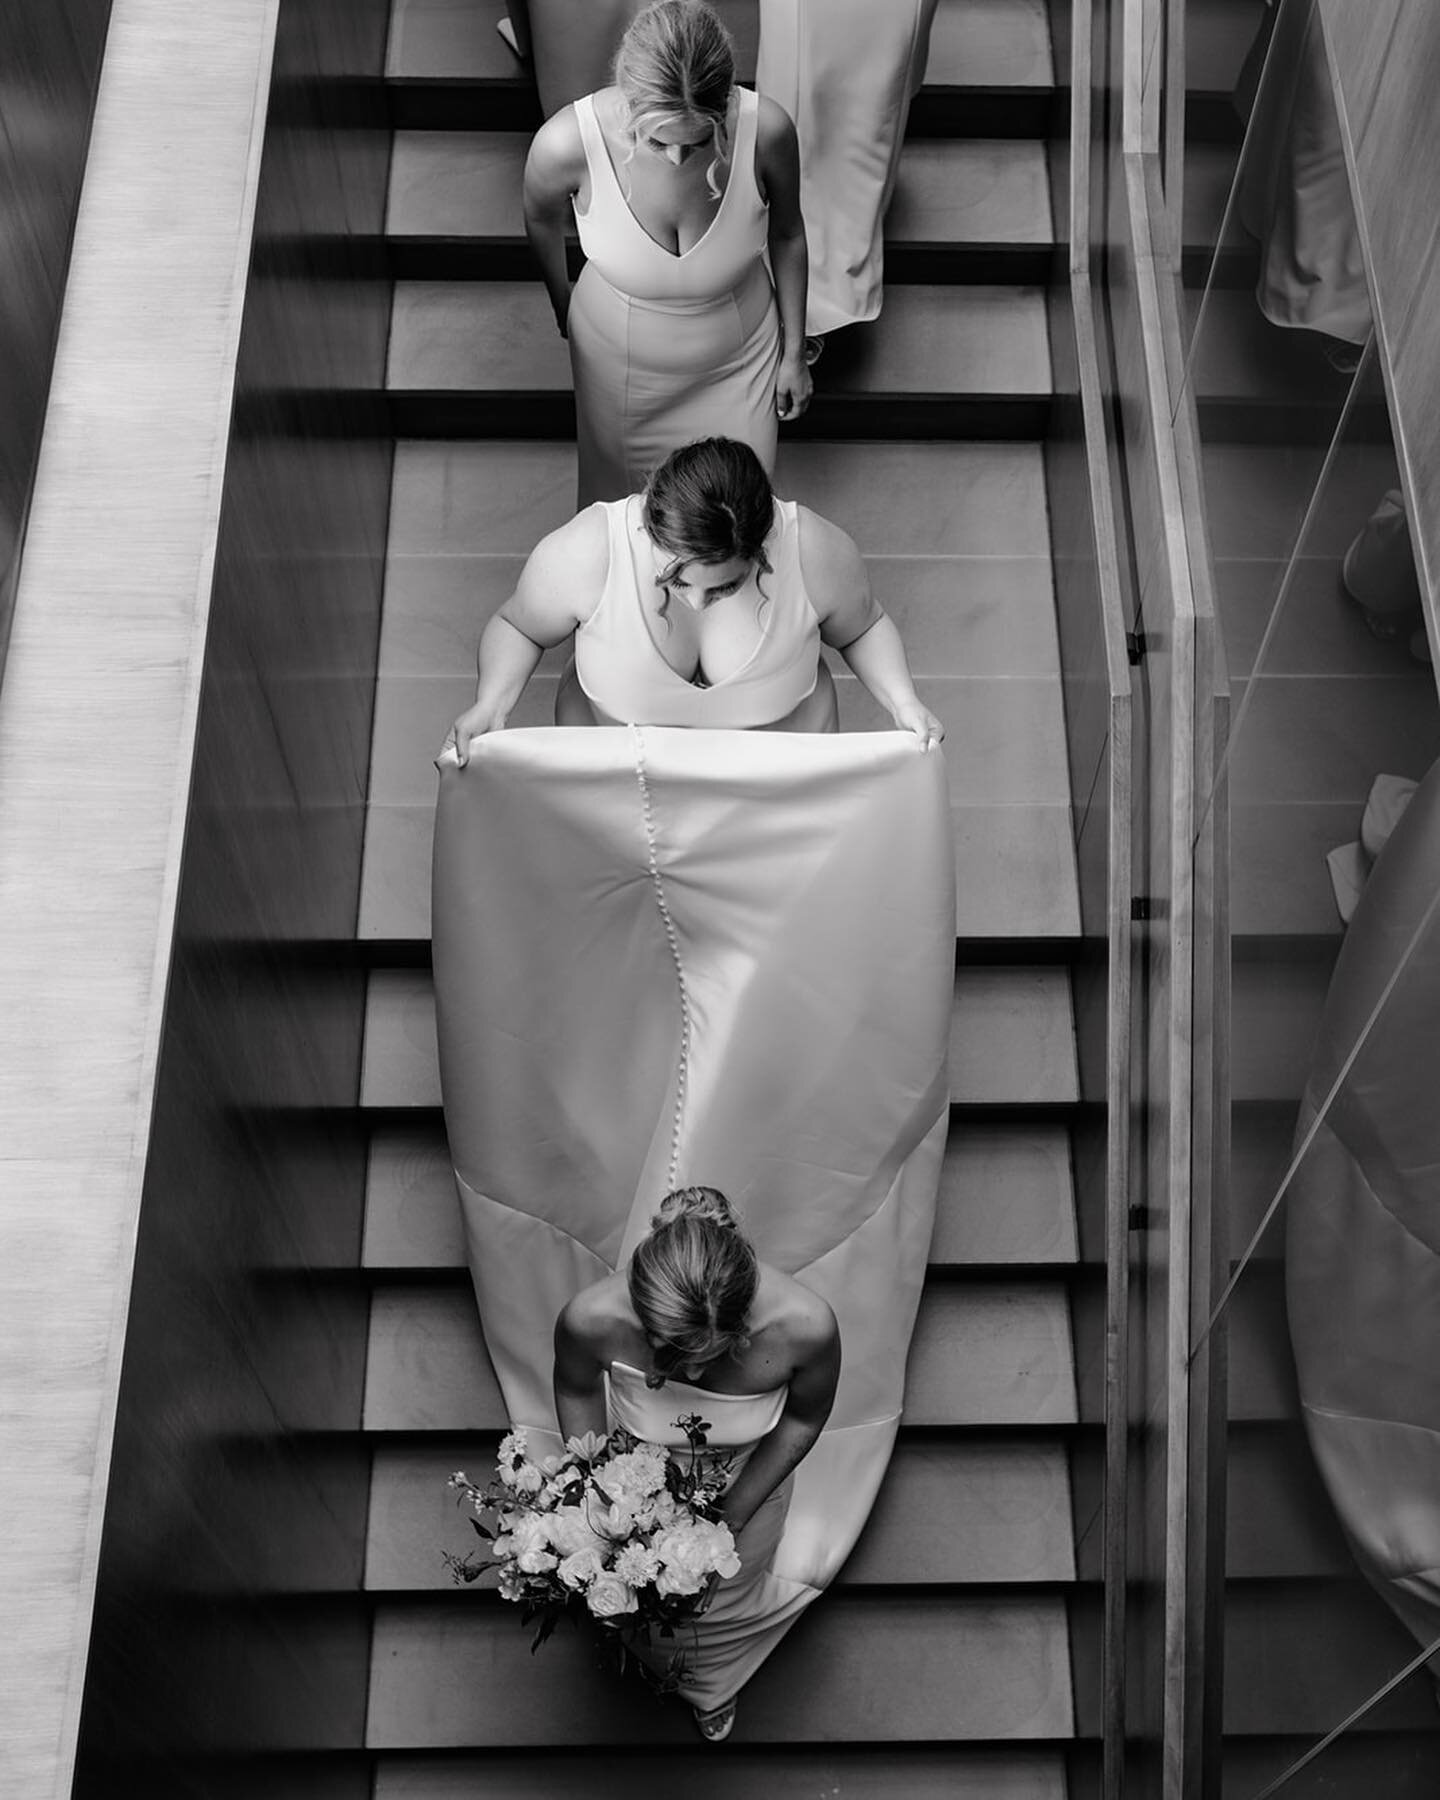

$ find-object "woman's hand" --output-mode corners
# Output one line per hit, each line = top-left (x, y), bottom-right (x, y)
(891, 696), (945, 750)
(775, 350), (813, 422)
(443, 697), (508, 767)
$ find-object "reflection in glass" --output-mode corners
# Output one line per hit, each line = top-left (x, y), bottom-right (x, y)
(1181, 0), (1370, 426)
(1181, 9), (1440, 1762)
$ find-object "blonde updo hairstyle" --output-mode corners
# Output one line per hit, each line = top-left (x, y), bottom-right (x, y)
(614, 0), (736, 199)
(628, 1186), (758, 1387)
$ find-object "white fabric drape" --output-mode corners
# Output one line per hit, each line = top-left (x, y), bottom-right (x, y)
(431, 727), (953, 1694)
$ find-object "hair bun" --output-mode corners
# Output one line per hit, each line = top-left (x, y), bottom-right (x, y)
(654, 1184), (740, 1232)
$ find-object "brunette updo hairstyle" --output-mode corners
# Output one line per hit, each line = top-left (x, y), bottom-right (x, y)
(614, 1), (736, 197)
(628, 1186), (759, 1386)
(643, 437), (776, 598)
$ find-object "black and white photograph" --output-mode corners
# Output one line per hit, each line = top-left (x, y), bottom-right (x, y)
(2, 1), (1438, 1795)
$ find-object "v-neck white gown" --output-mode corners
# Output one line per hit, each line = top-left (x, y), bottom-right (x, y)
(568, 87), (780, 507)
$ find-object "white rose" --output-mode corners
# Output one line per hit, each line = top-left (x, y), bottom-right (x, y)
(515, 1545), (558, 1575)
(586, 1572), (638, 1618)
(557, 1547), (606, 1590)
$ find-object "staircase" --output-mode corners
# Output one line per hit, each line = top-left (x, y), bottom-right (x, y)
(356, 0), (1101, 1789)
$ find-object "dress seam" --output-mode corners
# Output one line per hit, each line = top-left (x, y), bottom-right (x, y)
(629, 725), (692, 1192)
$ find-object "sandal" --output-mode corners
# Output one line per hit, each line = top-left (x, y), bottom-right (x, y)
(693, 1698), (738, 1742)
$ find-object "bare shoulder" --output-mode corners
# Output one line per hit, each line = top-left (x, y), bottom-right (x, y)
(755, 92), (799, 153)
(756, 1265), (839, 1355)
(526, 503), (610, 589)
(526, 105), (586, 186)
(796, 505), (861, 574)
(556, 1272), (632, 1349)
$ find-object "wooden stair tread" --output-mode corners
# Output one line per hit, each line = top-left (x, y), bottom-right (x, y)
(363, 1119), (1079, 1272)
(1223, 1582), (1440, 1735)
(1185, 0), (1267, 95)
(362, 1282), (1080, 1432)
(388, 440), (1052, 558)
(366, 1589), (1077, 1745)
(359, 958), (1078, 1110)
(387, 132), (1054, 251)
(386, 281), (1052, 399)
(373, 1746), (1073, 1800)
(376, 551), (1063, 681)
(1223, 1427), (1353, 1580)
(385, 0), (1055, 92)
(1217, 1734), (1440, 1796)
(1213, 552), (1426, 683)
(1201, 441), (1401, 562)
(1226, 672), (1440, 812)
(367, 1436), (1077, 1590)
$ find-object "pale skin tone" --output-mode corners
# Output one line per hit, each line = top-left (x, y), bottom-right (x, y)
(523, 85), (813, 421)
(552, 1262), (840, 1536)
(442, 502), (945, 757)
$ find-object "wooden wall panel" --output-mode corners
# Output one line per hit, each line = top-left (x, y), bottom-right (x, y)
(70, 2), (393, 1793)
(0, 0), (112, 669)
(0, 3), (390, 1794)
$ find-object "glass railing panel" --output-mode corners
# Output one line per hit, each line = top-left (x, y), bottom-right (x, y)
(1192, 333), (1440, 1784)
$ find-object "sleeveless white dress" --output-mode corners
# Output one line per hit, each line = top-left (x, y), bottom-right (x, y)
(568, 87), (781, 506)
(605, 1360), (792, 1709)
(573, 496), (820, 728)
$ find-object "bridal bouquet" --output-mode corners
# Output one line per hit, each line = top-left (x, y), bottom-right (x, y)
(446, 1414), (741, 1688)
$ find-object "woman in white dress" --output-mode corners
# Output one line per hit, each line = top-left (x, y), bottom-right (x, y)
(442, 436), (943, 756)
(554, 1185), (840, 1740)
(432, 712), (954, 1759)
(507, 0), (938, 342)
(523, 1), (811, 506)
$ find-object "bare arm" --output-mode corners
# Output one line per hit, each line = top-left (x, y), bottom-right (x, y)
(444, 508), (607, 761)
(717, 1297), (840, 1532)
(523, 110), (584, 336)
(756, 97), (812, 423)
(802, 509), (944, 748)
(553, 1296), (611, 1443)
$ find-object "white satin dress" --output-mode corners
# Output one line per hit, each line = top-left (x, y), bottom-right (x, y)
(432, 727), (954, 1714)
(606, 1361), (792, 1710)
